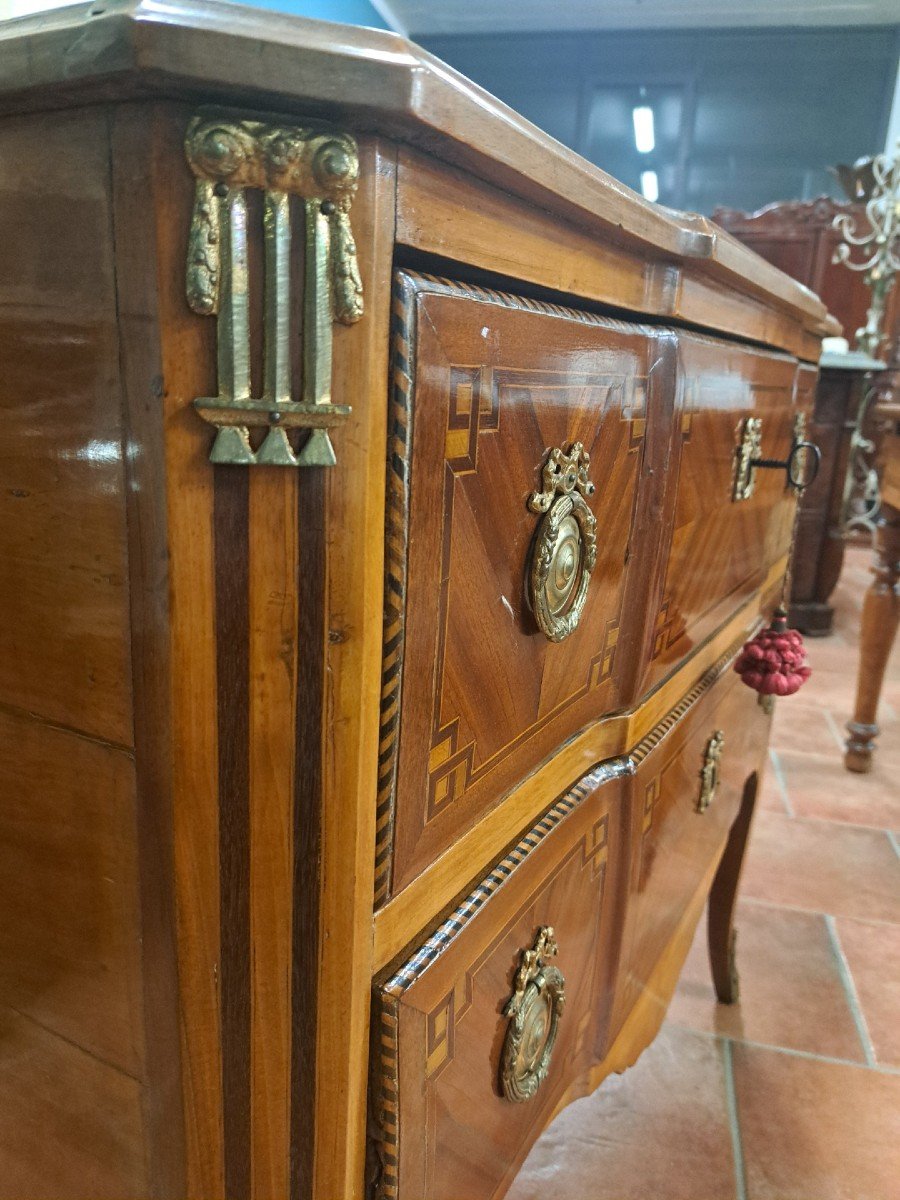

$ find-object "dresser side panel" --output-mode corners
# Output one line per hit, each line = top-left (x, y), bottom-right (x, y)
(0, 106), (150, 1197)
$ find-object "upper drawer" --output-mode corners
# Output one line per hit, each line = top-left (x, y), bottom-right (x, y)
(379, 272), (656, 902)
(644, 336), (814, 692)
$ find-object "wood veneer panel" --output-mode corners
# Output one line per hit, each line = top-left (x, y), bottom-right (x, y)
(0, 108), (132, 745)
(371, 761), (629, 1200)
(0, 706), (143, 1075)
(110, 100), (221, 1198)
(248, 470), (297, 1200)
(645, 335), (809, 692)
(314, 136), (397, 1200)
(394, 150), (827, 362)
(0, 1007), (148, 1199)
(382, 273), (652, 901)
(613, 670), (767, 1038)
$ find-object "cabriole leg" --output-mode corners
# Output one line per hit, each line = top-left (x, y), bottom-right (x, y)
(707, 772), (759, 1004)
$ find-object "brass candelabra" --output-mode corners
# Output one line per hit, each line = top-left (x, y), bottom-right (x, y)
(832, 143), (900, 358)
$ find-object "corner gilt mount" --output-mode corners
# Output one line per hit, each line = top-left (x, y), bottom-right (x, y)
(185, 110), (364, 467)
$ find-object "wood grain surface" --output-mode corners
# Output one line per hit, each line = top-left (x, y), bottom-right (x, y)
(0, 24), (828, 1194)
(371, 667), (770, 1200)
(0, 1), (835, 346)
(381, 272), (652, 900)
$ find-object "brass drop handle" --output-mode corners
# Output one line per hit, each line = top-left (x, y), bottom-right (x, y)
(697, 729), (725, 813)
(527, 444), (597, 642)
(500, 927), (566, 1103)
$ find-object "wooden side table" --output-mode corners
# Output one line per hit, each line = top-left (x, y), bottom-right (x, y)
(845, 400), (900, 771)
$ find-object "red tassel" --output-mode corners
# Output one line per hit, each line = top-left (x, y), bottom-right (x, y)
(734, 608), (812, 697)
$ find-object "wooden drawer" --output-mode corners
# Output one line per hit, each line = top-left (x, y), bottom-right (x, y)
(369, 759), (629, 1200)
(645, 337), (816, 690)
(613, 666), (769, 1034)
(379, 271), (663, 902)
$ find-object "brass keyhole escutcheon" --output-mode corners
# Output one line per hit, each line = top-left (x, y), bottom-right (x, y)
(501, 927), (566, 1103)
(697, 729), (725, 813)
(528, 444), (597, 642)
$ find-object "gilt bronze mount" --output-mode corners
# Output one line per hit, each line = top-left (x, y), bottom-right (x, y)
(527, 443), (598, 642)
(501, 927), (566, 1103)
(697, 729), (725, 813)
(184, 110), (364, 466)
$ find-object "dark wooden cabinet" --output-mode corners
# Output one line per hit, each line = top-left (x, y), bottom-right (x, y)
(0, 5), (832, 1199)
(789, 352), (883, 634)
(713, 198), (897, 635)
(712, 197), (900, 356)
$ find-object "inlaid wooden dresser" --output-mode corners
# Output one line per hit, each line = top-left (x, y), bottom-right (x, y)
(0, 5), (835, 1199)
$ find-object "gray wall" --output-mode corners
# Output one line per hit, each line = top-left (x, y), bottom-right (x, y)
(419, 25), (900, 215)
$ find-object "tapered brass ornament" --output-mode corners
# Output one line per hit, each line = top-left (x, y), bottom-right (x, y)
(500, 927), (566, 1103)
(733, 416), (763, 501)
(527, 444), (597, 641)
(184, 110), (364, 467)
(697, 729), (725, 813)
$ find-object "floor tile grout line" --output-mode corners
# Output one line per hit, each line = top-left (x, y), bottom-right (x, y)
(721, 1038), (748, 1200)
(766, 748), (795, 817)
(678, 1025), (900, 1075)
(823, 707), (847, 752)
(823, 914), (878, 1069)
(740, 894), (900, 929)
(754, 807), (900, 837)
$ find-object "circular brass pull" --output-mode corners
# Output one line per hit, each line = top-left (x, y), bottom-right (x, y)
(500, 927), (566, 1103)
(528, 444), (597, 642)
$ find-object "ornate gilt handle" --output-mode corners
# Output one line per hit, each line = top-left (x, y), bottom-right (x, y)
(697, 729), (725, 813)
(500, 927), (566, 1103)
(528, 444), (597, 642)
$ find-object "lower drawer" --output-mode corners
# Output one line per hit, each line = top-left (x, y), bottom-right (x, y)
(368, 660), (769, 1200)
(613, 666), (769, 1034)
(368, 759), (629, 1200)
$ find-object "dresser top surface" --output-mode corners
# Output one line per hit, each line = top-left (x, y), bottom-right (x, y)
(0, 0), (833, 337)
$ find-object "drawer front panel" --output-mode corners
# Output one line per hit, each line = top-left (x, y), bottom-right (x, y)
(381, 272), (657, 901)
(370, 760), (628, 1200)
(646, 336), (813, 691)
(615, 667), (768, 1031)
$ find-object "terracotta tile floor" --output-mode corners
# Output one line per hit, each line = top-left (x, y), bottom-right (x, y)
(509, 547), (900, 1200)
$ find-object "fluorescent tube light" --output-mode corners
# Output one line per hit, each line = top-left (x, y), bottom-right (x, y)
(640, 170), (659, 203)
(633, 105), (655, 154)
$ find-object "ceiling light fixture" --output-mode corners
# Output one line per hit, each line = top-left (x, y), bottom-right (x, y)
(640, 170), (659, 203)
(633, 105), (655, 154)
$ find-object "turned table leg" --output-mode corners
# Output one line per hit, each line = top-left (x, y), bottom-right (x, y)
(845, 502), (900, 773)
(708, 772), (759, 1004)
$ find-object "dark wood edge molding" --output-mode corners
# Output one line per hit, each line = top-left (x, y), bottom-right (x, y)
(213, 468), (252, 1200)
(291, 471), (328, 1200)
(628, 634), (750, 768)
(374, 273), (417, 908)
(397, 271), (661, 336)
